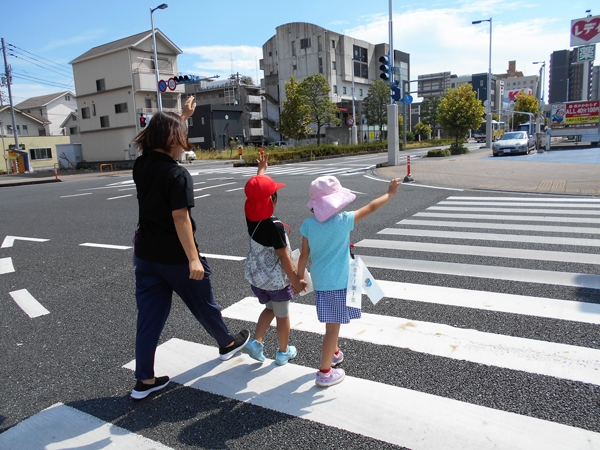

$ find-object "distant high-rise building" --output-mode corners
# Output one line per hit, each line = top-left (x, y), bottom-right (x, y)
(549, 49), (594, 103)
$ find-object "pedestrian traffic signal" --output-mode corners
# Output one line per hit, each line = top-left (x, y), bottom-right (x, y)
(390, 83), (401, 102)
(379, 55), (391, 81)
(140, 114), (147, 128)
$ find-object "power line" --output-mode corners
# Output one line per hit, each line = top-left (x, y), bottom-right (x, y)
(11, 72), (74, 90)
(7, 43), (72, 76)
(8, 53), (74, 81)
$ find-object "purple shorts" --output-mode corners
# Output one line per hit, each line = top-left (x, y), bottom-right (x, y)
(251, 284), (293, 304)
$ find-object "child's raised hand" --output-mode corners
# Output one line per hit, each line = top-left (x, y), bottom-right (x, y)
(388, 178), (402, 196)
(257, 152), (269, 175)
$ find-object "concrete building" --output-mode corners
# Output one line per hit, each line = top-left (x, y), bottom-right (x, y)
(417, 72), (452, 98)
(592, 65), (600, 101)
(15, 91), (76, 136)
(185, 75), (264, 148)
(69, 30), (185, 164)
(549, 49), (594, 103)
(260, 22), (409, 144)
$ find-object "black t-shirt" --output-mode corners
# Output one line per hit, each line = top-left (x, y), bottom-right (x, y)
(134, 150), (196, 264)
(246, 216), (287, 249)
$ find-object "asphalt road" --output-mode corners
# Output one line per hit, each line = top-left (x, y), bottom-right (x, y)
(1, 152), (599, 449)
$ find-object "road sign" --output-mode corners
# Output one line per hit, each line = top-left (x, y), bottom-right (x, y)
(401, 94), (413, 105)
(167, 78), (177, 91)
(347, 117), (355, 126)
(158, 80), (167, 92)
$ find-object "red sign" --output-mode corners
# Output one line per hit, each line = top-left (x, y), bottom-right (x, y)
(570, 15), (600, 46)
(346, 117), (355, 126)
(551, 101), (599, 133)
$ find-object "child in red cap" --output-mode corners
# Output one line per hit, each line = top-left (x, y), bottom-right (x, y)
(297, 175), (401, 387)
(243, 153), (306, 365)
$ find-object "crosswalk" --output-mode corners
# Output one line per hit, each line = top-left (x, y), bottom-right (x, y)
(3, 194), (600, 449)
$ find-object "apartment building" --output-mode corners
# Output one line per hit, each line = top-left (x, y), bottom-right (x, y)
(69, 29), (185, 163)
(260, 22), (410, 144)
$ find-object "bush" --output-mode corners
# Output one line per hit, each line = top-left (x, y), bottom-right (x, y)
(427, 149), (451, 157)
(449, 143), (470, 155)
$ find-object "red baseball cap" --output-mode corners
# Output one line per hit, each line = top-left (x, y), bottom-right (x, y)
(244, 175), (286, 221)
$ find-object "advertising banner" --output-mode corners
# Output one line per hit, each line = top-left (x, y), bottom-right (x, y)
(571, 15), (600, 47)
(504, 88), (533, 107)
(550, 101), (599, 136)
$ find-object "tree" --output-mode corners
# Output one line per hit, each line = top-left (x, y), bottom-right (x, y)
(420, 96), (442, 130)
(513, 93), (539, 127)
(240, 75), (254, 85)
(414, 121), (432, 141)
(279, 76), (311, 144)
(437, 84), (485, 150)
(298, 74), (340, 145)
(364, 80), (390, 140)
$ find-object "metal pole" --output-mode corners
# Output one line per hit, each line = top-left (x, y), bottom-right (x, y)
(150, 8), (162, 111)
(387, 0), (400, 166)
(351, 59), (358, 145)
(486, 18), (492, 149)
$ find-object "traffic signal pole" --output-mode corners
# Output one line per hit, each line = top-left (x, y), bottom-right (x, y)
(386, 0), (400, 166)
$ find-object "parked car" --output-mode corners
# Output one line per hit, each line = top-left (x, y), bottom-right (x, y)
(184, 150), (196, 162)
(473, 132), (486, 143)
(492, 131), (536, 156)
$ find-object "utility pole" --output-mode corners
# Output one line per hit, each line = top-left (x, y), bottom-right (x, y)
(2, 37), (19, 173)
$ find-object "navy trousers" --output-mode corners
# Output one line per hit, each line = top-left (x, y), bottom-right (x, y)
(134, 256), (234, 380)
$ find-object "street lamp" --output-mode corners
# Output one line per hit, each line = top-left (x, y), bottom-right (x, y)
(533, 60), (546, 151)
(150, 3), (168, 112)
(351, 55), (364, 145)
(472, 18), (492, 149)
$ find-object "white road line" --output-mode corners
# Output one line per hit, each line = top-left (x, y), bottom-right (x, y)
(80, 243), (132, 250)
(124, 338), (600, 450)
(107, 194), (133, 200)
(407, 183), (464, 191)
(201, 253), (245, 261)
(355, 238), (600, 265)
(448, 196), (600, 202)
(429, 206), (600, 216)
(118, 187), (137, 191)
(398, 219), (600, 235)
(0, 257), (15, 274)
(439, 201), (600, 208)
(9, 289), (49, 318)
(415, 212), (600, 224)
(359, 255), (600, 289)
(363, 175), (389, 183)
(379, 228), (600, 247)
(376, 279), (600, 324)
(226, 187), (244, 192)
(224, 298), (600, 385)
(1, 236), (49, 248)
(0, 403), (172, 449)
(193, 182), (236, 191)
(194, 194), (211, 199)
(60, 193), (92, 198)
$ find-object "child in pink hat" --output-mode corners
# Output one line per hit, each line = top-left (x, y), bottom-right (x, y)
(242, 153), (306, 365)
(297, 175), (401, 387)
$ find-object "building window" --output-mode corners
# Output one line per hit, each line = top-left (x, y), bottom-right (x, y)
(291, 41), (296, 56)
(145, 98), (152, 108)
(69, 126), (78, 135)
(480, 80), (484, 86)
(300, 38), (311, 49)
(451, 83), (455, 88)
(332, 61), (336, 70)
(30, 148), (52, 160)
(331, 40), (335, 48)
(16, 125), (21, 135)
(293, 64), (297, 70)
(333, 85), (338, 94)
(318, 35), (322, 51)
(319, 57), (323, 74)
(114, 102), (128, 113)
(268, 51), (272, 56)
(65, 95), (71, 101)
(7, 125), (13, 134)
(96, 79), (106, 91)
(359, 89), (363, 96)
(343, 86), (347, 94)
(38, 128), (46, 136)
(100, 116), (110, 128)
(353, 45), (369, 78)
(22, 125), (28, 135)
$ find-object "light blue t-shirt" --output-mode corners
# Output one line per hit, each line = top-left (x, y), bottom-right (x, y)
(299, 211), (354, 291)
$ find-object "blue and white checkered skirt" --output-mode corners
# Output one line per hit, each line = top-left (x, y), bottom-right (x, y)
(315, 289), (361, 324)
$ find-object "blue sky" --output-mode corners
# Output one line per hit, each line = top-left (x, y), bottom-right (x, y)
(0, 0), (594, 103)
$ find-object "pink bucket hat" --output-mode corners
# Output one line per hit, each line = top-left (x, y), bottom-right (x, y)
(307, 176), (356, 222)
(245, 175), (286, 221)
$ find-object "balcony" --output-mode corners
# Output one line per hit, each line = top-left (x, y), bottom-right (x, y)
(250, 128), (264, 137)
(247, 95), (262, 104)
(247, 112), (263, 120)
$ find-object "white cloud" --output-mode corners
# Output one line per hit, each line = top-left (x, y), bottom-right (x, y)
(181, 45), (263, 80)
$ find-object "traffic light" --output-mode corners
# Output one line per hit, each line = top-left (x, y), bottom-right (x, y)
(391, 81), (401, 102)
(174, 75), (191, 83)
(140, 113), (147, 128)
(379, 55), (391, 81)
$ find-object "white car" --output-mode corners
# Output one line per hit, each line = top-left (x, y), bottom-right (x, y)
(184, 150), (196, 162)
(492, 132), (536, 156)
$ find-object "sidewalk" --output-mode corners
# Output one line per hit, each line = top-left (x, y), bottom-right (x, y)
(377, 146), (600, 196)
(0, 168), (132, 187)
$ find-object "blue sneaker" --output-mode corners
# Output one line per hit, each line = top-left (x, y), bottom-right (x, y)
(242, 338), (265, 362)
(275, 345), (297, 366)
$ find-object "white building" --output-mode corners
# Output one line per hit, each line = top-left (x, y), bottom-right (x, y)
(15, 91), (76, 136)
(69, 30), (185, 163)
(260, 22), (410, 144)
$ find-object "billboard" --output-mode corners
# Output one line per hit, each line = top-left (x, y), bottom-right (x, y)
(571, 15), (600, 46)
(550, 101), (599, 136)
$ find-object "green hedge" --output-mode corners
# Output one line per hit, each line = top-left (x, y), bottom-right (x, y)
(241, 141), (389, 163)
(427, 148), (451, 157)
